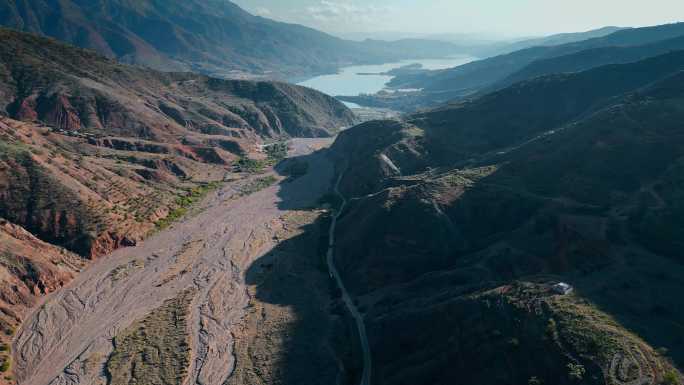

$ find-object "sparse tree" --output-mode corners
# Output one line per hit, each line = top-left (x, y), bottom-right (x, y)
(663, 370), (681, 385)
(567, 363), (586, 381)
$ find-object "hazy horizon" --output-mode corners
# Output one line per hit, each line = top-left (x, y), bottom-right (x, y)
(232, 0), (684, 39)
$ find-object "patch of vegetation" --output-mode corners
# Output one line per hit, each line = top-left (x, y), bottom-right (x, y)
(664, 370), (681, 385)
(550, 297), (623, 362)
(0, 320), (14, 337)
(105, 290), (194, 385)
(155, 182), (222, 230)
(0, 140), (31, 161)
(402, 125), (424, 137)
(0, 252), (24, 270)
(567, 363), (585, 381)
(264, 142), (289, 162)
(0, 356), (10, 372)
(239, 176), (278, 196)
(109, 260), (145, 282)
(234, 142), (289, 174)
(234, 157), (269, 173)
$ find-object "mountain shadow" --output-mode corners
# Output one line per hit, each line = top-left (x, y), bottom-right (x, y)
(231, 148), (365, 385)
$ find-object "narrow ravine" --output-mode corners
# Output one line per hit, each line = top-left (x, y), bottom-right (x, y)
(326, 171), (373, 385)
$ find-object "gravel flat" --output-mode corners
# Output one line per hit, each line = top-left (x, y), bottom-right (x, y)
(13, 138), (335, 385)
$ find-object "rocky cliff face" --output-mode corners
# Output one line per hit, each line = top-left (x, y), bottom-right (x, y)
(0, 28), (357, 287)
(0, 28), (357, 145)
(0, 117), (227, 259)
(0, 0), (460, 79)
(329, 56), (684, 384)
(0, 29), (358, 385)
(0, 218), (85, 379)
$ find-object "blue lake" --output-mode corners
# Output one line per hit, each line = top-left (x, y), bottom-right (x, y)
(297, 56), (476, 99)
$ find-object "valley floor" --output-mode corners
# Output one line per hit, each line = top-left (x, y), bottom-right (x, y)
(12, 139), (351, 385)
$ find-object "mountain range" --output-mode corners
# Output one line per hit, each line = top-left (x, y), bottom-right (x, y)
(0, 4), (683, 385)
(335, 22), (684, 111)
(0, 0), (467, 80)
(328, 49), (684, 384)
(0, 27), (357, 372)
(389, 22), (684, 93)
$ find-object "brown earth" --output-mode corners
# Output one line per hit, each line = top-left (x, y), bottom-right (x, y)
(11, 138), (355, 385)
(0, 29), (357, 385)
(0, 218), (85, 384)
(0, 27), (357, 143)
(0, 117), (230, 259)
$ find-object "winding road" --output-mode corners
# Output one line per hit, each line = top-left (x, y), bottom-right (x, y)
(326, 171), (373, 385)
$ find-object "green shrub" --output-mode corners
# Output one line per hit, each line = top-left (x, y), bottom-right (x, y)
(265, 142), (288, 162)
(155, 182), (222, 230)
(545, 318), (557, 340)
(239, 176), (277, 196)
(567, 363), (585, 381)
(663, 370), (681, 385)
(235, 157), (268, 173)
(507, 337), (520, 348)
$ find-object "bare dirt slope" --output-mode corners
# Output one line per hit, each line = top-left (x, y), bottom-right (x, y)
(12, 138), (336, 385)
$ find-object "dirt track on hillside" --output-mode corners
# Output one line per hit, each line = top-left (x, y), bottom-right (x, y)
(12, 138), (335, 385)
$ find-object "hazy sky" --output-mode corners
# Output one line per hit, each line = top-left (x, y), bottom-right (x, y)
(232, 0), (684, 38)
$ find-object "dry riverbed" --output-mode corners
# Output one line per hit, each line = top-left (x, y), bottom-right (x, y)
(12, 139), (355, 385)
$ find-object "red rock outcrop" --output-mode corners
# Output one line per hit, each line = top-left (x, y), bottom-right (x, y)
(0, 217), (85, 382)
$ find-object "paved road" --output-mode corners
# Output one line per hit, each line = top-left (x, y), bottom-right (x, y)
(326, 171), (372, 385)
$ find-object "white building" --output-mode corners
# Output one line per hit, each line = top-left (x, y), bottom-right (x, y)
(552, 282), (574, 295)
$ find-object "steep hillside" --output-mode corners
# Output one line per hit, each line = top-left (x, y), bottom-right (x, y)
(497, 26), (626, 52)
(467, 26), (626, 58)
(0, 0), (464, 79)
(0, 28), (356, 143)
(493, 34), (684, 90)
(0, 28), (356, 267)
(410, 51), (684, 166)
(327, 55), (684, 384)
(0, 28), (361, 385)
(0, 218), (85, 379)
(389, 22), (684, 94)
(0, 117), (230, 260)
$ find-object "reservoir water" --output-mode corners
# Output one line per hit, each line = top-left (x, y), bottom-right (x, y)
(297, 56), (476, 99)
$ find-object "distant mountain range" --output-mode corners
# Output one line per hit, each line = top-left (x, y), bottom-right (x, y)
(0, 0), (469, 80)
(390, 22), (684, 93)
(339, 27), (625, 57)
(474, 26), (627, 57)
(0, 5), (684, 385)
(339, 22), (684, 111)
(491, 34), (684, 91)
